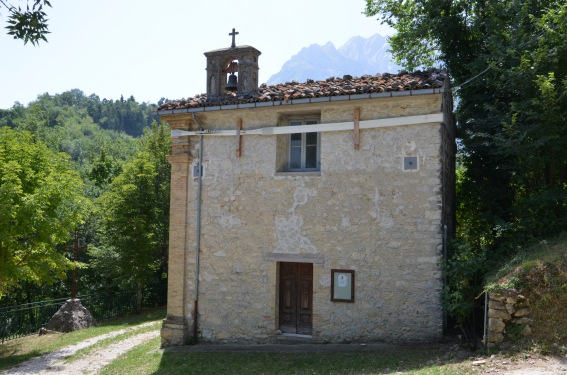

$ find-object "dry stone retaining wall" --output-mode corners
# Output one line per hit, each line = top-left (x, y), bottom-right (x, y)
(487, 289), (532, 345)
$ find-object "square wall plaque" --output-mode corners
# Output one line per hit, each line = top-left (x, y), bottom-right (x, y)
(404, 156), (418, 171)
(331, 269), (355, 302)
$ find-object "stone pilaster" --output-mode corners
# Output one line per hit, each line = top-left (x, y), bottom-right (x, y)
(161, 153), (191, 347)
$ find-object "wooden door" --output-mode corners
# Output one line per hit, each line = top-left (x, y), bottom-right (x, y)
(279, 262), (313, 335)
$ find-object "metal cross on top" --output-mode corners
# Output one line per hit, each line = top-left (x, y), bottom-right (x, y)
(229, 28), (239, 48)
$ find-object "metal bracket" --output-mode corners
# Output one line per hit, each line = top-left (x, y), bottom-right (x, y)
(353, 107), (360, 150)
(236, 118), (243, 157)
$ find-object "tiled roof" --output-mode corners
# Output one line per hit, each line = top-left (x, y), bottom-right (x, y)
(157, 70), (447, 111)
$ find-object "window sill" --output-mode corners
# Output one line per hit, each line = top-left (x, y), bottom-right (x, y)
(275, 171), (321, 177)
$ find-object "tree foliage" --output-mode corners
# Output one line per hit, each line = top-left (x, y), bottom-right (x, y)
(365, 0), (567, 336)
(0, 90), (163, 305)
(1, 89), (159, 137)
(0, 127), (89, 298)
(96, 122), (171, 312)
(2, 0), (51, 45)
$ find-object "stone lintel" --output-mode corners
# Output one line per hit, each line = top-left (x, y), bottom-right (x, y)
(265, 253), (325, 264)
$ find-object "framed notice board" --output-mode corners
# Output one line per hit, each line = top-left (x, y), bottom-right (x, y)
(331, 269), (355, 302)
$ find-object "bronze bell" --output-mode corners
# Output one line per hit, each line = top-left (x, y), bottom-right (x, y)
(226, 73), (238, 91)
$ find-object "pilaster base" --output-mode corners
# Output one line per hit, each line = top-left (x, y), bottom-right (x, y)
(161, 316), (188, 347)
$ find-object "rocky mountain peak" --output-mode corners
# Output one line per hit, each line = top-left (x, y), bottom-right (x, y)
(267, 34), (400, 85)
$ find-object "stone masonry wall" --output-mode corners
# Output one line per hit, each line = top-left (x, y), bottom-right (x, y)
(162, 93), (449, 344)
(487, 289), (532, 346)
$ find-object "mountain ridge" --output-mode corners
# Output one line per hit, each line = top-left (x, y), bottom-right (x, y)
(267, 34), (400, 84)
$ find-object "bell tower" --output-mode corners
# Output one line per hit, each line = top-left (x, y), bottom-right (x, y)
(204, 28), (261, 99)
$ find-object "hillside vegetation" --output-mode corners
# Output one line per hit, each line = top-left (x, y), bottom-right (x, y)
(487, 232), (567, 351)
(0, 90), (169, 310)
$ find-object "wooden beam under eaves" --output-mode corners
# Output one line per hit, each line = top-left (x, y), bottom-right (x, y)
(354, 107), (360, 150)
(236, 118), (242, 157)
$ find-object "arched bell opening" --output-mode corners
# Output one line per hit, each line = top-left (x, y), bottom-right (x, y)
(223, 59), (239, 92)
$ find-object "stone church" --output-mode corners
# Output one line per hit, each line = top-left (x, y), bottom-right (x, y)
(157, 31), (456, 346)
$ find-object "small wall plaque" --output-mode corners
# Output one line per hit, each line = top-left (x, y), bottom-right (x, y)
(331, 269), (355, 302)
(404, 156), (418, 171)
(193, 163), (203, 177)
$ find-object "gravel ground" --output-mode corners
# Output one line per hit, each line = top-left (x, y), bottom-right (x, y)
(0, 322), (158, 375)
(469, 354), (567, 374)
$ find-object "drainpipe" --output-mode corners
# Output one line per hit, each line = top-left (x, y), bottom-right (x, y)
(443, 224), (448, 335)
(484, 291), (489, 354)
(192, 112), (204, 343)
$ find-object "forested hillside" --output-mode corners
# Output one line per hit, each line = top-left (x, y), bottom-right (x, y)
(0, 89), (158, 137)
(0, 90), (169, 309)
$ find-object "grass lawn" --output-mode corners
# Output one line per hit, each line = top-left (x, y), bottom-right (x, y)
(1, 304), (556, 375)
(102, 338), (475, 375)
(0, 306), (166, 371)
(0, 304), (480, 375)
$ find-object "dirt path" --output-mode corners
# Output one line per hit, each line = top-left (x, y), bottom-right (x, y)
(473, 355), (567, 374)
(0, 322), (159, 375)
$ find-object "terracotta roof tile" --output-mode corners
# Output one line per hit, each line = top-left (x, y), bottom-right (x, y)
(158, 70), (447, 111)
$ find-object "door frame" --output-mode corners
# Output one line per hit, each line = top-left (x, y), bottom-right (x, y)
(277, 262), (313, 335)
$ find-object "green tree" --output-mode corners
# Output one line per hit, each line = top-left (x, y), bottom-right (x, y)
(0, 91), (152, 305)
(1, 0), (51, 45)
(96, 122), (170, 312)
(0, 127), (89, 298)
(88, 148), (123, 189)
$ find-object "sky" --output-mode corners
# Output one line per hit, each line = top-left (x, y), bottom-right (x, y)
(0, 0), (393, 109)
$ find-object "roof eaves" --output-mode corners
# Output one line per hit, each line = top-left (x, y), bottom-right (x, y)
(157, 89), (441, 115)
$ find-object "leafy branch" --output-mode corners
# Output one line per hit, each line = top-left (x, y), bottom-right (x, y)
(2, 0), (51, 45)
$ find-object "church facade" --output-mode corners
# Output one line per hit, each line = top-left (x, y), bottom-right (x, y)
(158, 35), (456, 346)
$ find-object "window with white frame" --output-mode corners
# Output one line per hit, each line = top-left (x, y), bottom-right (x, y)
(288, 119), (320, 171)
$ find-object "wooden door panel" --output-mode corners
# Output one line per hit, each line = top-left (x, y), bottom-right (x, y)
(279, 262), (312, 335)
(279, 263), (297, 333)
(283, 280), (293, 309)
(297, 263), (313, 334)
(299, 280), (311, 309)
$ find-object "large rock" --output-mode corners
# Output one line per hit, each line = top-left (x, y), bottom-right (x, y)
(513, 317), (532, 325)
(488, 308), (511, 321)
(487, 331), (504, 343)
(488, 299), (506, 310)
(45, 299), (96, 333)
(513, 307), (530, 317)
(488, 318), (506, 333)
